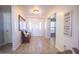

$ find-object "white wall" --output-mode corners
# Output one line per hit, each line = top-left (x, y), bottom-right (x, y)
(44, 19), (50, 38)
(47, 6), (79, 51)
(12, 6), (26, 51)
(26, 17), (45, 36)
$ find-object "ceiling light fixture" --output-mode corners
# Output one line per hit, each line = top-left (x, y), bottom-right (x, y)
(33, 9), (39, 13)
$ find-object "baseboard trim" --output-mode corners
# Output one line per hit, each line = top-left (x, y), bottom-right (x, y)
(12, 42), (21, 51)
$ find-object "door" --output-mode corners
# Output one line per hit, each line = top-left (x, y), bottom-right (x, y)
(0, 9), (4, 45)
(49, 14), (56, 47)
(50, 18), (56, 37)
(3, 12), (12, 43)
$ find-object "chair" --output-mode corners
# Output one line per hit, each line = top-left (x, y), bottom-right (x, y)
(21, 31), (31, 43)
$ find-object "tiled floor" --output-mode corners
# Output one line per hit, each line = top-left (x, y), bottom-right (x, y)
(0, 36), (59, 54)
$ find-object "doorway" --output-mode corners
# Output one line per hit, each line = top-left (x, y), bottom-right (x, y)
(0, 6), (12, 53)
(28, 18), (44, 36)
(49, 14), (56, 47)
(0, 8), (4, 46)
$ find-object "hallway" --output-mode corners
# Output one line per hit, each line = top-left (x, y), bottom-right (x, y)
(15, 37), (59, 54)
(1, 5), (79, 54)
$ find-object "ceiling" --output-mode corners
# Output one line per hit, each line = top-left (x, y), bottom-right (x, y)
(17, 5), (55, 18)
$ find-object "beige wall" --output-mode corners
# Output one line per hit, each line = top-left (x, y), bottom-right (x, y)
(47, 6), (79, 51)
(12, 6), (26, 51)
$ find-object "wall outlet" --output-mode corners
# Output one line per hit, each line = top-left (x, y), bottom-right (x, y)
(64, 45), (67, 50)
